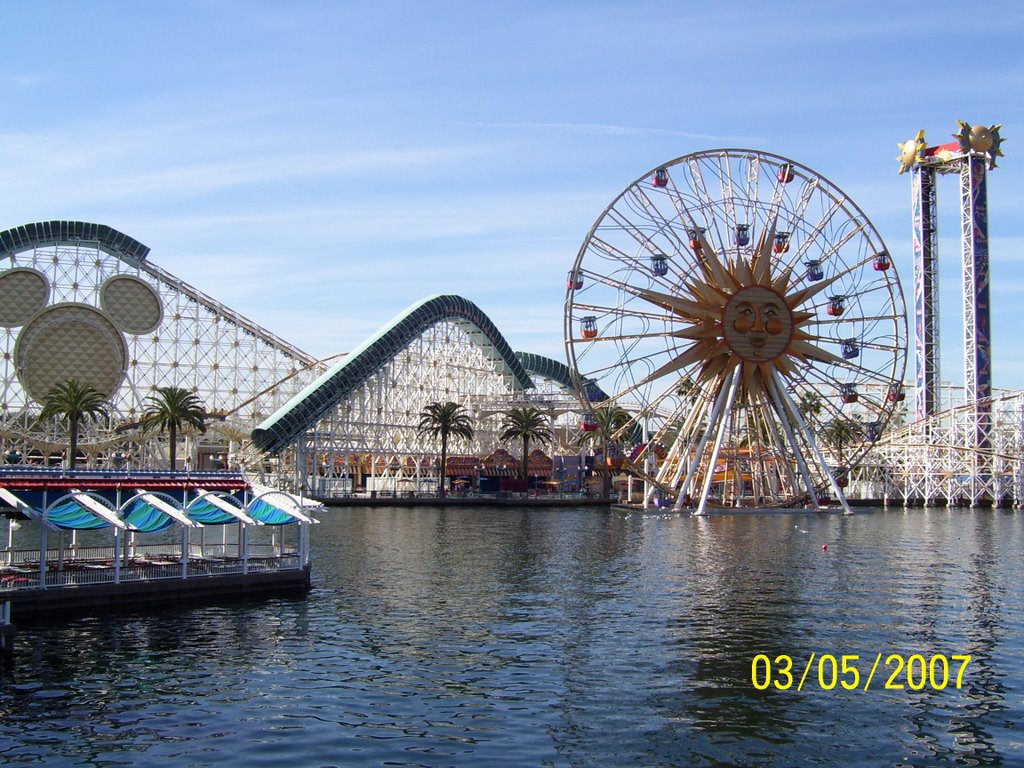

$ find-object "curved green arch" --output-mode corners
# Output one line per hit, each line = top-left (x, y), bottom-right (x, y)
(252, 295), (533, 454)
(0, 221), (150, 263)
(516, 351), (608, 402)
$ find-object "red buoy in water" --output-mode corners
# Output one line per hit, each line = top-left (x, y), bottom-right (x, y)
(822, 544), (828, 552)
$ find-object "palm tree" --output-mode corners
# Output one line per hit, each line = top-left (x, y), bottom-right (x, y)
(38, 379), (109, 469)
(818, 416), (864, 483)
(141, 386), (207, 471)
(500, 407), (553, 486)
(797, 390), (823, 427)
(417, 402), (474, 497)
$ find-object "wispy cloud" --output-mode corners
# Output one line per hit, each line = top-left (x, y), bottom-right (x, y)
(0, 127), (499, 209)
(466, 120), (764, 144)
(0, 72), (47, 89)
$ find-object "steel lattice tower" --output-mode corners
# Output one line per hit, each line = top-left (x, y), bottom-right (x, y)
(911, 164), (939, 424)
(898, 121), (1004, 504)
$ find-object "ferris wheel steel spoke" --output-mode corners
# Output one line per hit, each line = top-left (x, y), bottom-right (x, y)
(788, 176), (823, 233)
(622, 185), (681, 233)
(578, 258), (659, 294)
(620, 192), (693, 258)
(571, 328), (695, 349)
(785, 196), (845, 267)
(674, 369), (734, 511)
(684, 157), (716, 218)
(587, 234), (647, 264)
(693, 367), (743, 516)
(606, 203), (677, 258)
(810, 224), (867, 270)
(745, 153), (762, 216)
(765, 371), (825, 509)
(570, 303), (674, 325)
(771, 369), (854, 514)
(716, 161), (739, 232)
(700, 156), (738, 244)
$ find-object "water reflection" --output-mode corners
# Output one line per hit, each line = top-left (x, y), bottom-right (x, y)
(1, 506), (1021, 767)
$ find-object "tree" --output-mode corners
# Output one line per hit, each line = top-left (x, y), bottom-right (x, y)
(797, 390), (823, 427)
(417, 402), (474, 497)
(141, 386), (207, 471)
(818, 416), (865, 471)
(499, 407), (553, 485)
(38, 379), (109, 469)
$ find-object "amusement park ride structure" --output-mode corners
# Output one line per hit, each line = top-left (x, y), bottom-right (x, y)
(873, 121), (1012, 507)
(564, 148), (908, 513)
(0, 124), (1012, 510)
(565, 122), (1013, 510)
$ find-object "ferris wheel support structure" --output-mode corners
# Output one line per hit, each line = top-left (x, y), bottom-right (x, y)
(567, 149), (908, 510)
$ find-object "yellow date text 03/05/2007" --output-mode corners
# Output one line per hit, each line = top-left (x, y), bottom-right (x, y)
(750, 653), (973, 692)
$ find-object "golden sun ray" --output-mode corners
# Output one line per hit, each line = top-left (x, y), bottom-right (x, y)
(633, 238), (839, 399)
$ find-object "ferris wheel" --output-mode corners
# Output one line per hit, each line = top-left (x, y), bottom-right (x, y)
(564, 149), (908, 513)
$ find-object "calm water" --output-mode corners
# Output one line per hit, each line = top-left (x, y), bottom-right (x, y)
(1, 506), (1021, 767)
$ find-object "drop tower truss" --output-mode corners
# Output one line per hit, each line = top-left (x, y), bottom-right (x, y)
(911, 164), (940, 423)
(0, 221), (324, 470)
(897, 121), (1004, 505)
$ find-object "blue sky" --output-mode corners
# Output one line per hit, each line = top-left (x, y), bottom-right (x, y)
(1, 1), (1021, 389)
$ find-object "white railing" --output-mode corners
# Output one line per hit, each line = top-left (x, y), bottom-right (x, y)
(1, 550), (302, 592)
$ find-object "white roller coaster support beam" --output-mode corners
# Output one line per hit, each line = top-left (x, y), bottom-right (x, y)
(694, 367), (742, 516)
(769, 370), (854, 515)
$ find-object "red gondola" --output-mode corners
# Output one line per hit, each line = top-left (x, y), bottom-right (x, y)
(580, 316), (598, 339)
(688, 227), (704, 253)
(773, 232), (790, 254)
(887, 383), (906, 402)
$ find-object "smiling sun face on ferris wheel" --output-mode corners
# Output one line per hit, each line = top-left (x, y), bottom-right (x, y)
(633, 224), (843, 399)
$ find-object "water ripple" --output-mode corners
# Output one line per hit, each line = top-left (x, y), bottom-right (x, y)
(1, 506), (1021, 767)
